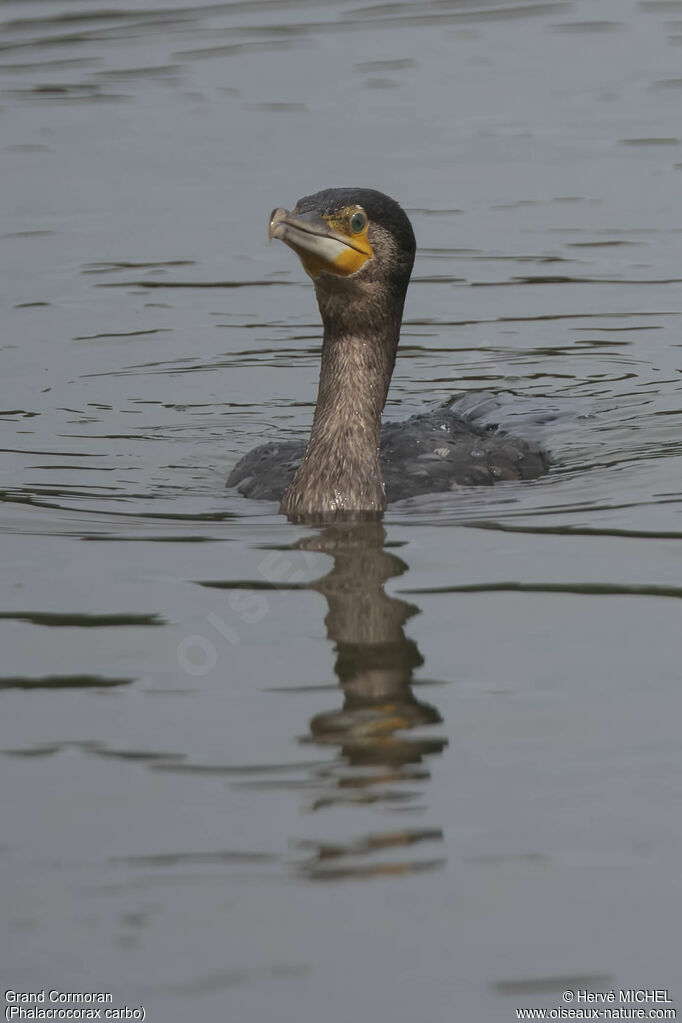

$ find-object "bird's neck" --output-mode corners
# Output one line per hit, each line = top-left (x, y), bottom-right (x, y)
(280, 303), (402, 522)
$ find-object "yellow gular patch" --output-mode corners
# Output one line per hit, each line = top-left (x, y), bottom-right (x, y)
(323, 206), (373, 277)
(298, 240), (370, 280)
(298, 251), (334, 280)
(330, 245), (372, 276)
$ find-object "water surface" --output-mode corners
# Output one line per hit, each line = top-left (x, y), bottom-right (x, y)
(2, 0), (681, 1019)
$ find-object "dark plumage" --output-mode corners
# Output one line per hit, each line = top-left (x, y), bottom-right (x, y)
(230, 407), (547, 503)
(228, 188), (548, 520)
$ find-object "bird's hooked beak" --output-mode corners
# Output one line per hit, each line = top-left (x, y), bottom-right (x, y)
(268, 206), (373, 279)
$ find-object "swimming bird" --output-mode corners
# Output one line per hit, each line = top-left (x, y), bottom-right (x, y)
(228, 188), (547, 521)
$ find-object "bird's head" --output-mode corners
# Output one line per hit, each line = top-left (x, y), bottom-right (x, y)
(268, 188), (416, 320)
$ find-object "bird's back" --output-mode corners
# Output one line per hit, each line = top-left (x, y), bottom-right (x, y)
(228, 405), (548, 504)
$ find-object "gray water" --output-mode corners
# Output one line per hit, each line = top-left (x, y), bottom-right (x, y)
(2, 0), (681, 1019)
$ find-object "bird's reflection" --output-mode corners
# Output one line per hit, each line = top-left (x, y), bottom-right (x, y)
(293, 521), (447, 880)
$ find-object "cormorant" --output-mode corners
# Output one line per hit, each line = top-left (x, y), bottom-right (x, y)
(228, 188), (547, 521)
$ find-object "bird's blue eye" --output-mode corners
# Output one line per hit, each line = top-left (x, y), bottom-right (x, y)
(350, 211), (367, 233)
